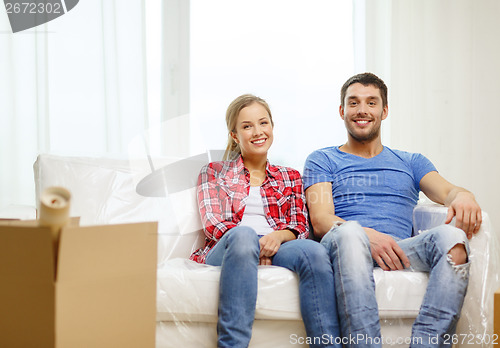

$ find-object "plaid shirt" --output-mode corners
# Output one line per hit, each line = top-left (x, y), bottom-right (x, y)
(190, 156), (309, 264)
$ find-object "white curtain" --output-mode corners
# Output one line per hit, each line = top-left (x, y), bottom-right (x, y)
(361, 0), (500, 232)
(0, 0), (150, 209)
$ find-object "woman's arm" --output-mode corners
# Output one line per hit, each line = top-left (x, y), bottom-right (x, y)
(197, 163), (237, 240)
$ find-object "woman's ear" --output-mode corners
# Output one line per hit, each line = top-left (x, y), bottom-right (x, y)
(230, 131), (239, 144)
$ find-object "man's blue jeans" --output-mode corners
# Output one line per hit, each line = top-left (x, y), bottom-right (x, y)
(320, 221), (470, 348)
(206, 225), (341, 348)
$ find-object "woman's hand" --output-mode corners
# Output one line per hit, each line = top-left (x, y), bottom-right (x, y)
(259, 233), (282, 258)
(259, 256), (273, 265)
(258, 229), (297, 265)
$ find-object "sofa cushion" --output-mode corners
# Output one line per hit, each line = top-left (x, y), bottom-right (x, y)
(156, 258), (428, 322)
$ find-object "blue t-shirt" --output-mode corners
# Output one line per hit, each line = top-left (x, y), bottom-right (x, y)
(303, 146), (436, 239)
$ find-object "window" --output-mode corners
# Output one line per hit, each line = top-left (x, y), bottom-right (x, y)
(189, 0), (354, 170)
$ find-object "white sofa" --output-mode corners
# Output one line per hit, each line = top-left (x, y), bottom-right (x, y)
(30, 153), (500, 348)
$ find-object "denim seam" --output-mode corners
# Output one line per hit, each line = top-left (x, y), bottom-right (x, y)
(331, 234), (352, 340)
(410, 228), (470, 344)
(298, 246), (325, 339)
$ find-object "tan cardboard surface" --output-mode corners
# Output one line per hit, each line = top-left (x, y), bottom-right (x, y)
(0, 219), (40, 226)
(0, 216), (80, 227)
(0, 226), (55, 347)
(495, 287), (500, 338)
(56, 222), (158, 347)
(0, 221), (157, 348)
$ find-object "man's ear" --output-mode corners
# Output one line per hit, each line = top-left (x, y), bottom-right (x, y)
(382, 105), (389, 120)
(339, 105), (345, 120)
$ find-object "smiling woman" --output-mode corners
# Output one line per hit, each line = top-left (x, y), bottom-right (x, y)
(229, 101), (274, 163)
(222, 94), (274, 161)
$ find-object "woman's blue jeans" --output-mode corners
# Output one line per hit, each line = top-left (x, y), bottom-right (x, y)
(206, 225), (341, 348)
(320, 221), (470, 348)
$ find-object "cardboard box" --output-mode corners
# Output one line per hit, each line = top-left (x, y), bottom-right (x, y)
(495, 286), (500, 338)
(0, 220), (157, 348)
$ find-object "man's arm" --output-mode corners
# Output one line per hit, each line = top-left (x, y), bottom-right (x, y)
(305, 182), (409, 271)
(419, 171), (482, 239)
(305, 182), (342, 238)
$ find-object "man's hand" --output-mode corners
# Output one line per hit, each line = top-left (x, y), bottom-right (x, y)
(420, 172), (482, 240)
(364, 227), (410, 271)
(446, 191), (482, 239)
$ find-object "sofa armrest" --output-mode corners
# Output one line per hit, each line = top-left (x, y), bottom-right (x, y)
(413, 203), (500, 345)
(412, 203), (449, 233)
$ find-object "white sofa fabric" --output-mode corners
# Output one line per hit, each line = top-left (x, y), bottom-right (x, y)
(33, 153), (500, 348)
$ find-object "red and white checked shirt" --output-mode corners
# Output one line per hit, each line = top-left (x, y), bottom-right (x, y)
(190, 156), (309, 264)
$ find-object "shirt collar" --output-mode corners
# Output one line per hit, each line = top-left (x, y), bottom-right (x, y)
(235, 155), (277, 180)
(235, 155), (246, 174)
(265, 161), (278, 179)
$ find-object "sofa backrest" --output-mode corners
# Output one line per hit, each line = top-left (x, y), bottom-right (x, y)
(33, 153), (221, 266)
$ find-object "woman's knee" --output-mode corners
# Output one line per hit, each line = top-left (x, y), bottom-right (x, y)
(293, 239), (330, 263)
(225, 226), (260, 256)
(277, 239), (332, 275)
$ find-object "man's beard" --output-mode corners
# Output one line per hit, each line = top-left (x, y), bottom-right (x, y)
(346, 119), (382, 143)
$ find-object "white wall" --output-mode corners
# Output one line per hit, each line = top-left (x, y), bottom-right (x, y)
(364, 0), (500, 229)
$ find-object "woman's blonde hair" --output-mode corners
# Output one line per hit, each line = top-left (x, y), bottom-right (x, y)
(223, 94), (274, 160)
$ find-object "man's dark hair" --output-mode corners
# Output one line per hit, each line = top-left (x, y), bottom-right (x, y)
(340, 73), (388, 108)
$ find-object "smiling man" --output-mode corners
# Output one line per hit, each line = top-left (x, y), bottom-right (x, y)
(303, 73), (482, 347)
